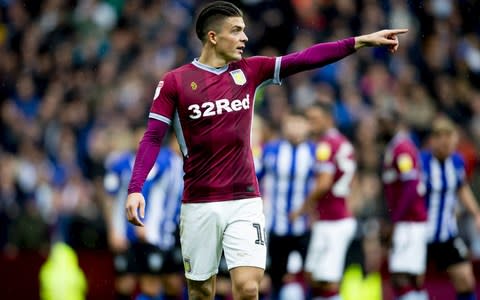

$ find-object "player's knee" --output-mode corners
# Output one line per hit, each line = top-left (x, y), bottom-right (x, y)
(234, 280), (259, 299)
(187, 279), (215, 299)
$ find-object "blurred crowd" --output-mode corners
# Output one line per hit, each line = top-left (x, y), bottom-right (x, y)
(1, 0), (480, 263)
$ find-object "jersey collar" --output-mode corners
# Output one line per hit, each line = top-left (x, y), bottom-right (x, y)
(192, 58), (229, 75)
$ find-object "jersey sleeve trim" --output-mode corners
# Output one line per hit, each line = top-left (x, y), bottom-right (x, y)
(149, 112), (172, 125)
(399, 170), (419, 181)
(273, 57), (282, 85)
(314, 162), (335, 174)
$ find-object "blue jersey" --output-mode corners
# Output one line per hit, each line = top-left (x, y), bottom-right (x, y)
(257, 139), (316, 236)
(421, 151), (466, 243)
(104, 148), (183, 250)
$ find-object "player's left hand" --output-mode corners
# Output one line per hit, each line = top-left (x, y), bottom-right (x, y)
(126, 192), (145, 226)
(289, 209), (302, 222)
(355, 29), (408, 53)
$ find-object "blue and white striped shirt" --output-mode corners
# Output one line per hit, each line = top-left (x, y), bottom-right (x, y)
(104, 148), (183, 250)
(421, 151), (466, 243)
(257, 140), (316, 236)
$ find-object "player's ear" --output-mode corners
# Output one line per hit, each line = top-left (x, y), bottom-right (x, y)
(207, 30), (217, 45)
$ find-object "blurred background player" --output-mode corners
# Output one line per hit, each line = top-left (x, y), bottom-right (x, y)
(292, 102), (357, 300)
(421, 117), (480, 300)
(380, 111), (428, 300)
(256, 111), (314, 300)
(104, 130), (184, 300)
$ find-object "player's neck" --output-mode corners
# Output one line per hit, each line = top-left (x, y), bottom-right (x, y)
(433, 151), (448, 162)
(198, 47), (230, 68)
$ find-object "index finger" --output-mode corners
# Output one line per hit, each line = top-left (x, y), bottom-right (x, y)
(386, 28), (408, 35)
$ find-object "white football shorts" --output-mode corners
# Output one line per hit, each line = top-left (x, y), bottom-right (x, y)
(305, 218), (356, 282)
(179, 197), (266, 281)
(389, 221), (427, 275)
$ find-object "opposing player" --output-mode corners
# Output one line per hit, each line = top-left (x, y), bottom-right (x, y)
(125, 1), (408, 298)
(421, 117), (480, 300)
(380, 112), (428, 300)
(256, 111), (314, 299)
(291, 102), (357, 300)
(104, 132), (184, 300)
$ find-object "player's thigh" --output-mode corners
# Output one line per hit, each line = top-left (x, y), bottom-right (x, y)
(447, 261), (476, 291)
(389, 222), (427, 275)
(223, 198), (267, 271)
(305, 219), (356, 282)
(180, 203), (224, 281)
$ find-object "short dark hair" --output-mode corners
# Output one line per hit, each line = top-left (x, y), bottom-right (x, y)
(195, 1), (243, 43)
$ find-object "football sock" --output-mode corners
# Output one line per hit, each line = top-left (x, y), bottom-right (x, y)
(457, 292), (477, 300)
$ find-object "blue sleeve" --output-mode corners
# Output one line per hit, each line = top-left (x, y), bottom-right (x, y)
(452, 153), (466, 187)
(104, 171), (121, 196)
(103, 153), (133, 197)
(419, 151), (429, 174)
(152, 149), (171, 181)
(256, 144), (268, 181)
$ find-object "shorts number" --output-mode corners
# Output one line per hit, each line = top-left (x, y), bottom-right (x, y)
(252, 223), (265, 246)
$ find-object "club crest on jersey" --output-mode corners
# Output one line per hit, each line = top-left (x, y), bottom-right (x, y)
(230, 69), (246, 85)
(191, 81), (197, 90)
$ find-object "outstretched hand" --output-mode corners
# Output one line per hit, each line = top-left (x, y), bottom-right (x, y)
(355, 29), (408, 53)
(126, 192), (145, 226)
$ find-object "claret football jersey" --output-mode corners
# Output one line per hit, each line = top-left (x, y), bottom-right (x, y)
(382, 132), (427, 222)
(150, 57), (281, 203)
(313, 128), (356, 220)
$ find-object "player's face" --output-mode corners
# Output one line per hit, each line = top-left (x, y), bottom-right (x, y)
(283, 115), (310, 144)
(432, 131), (457, 160)
(306, 107), (328, 135)
(215, 17), (248, 62)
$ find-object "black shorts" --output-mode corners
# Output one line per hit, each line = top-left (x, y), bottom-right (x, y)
(427, 237), (469, 270)
(267, 232), (311, 288)
(218, 253), (230, 278)
(114, 242), (183, 275)
(113, 248), (136, 275)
